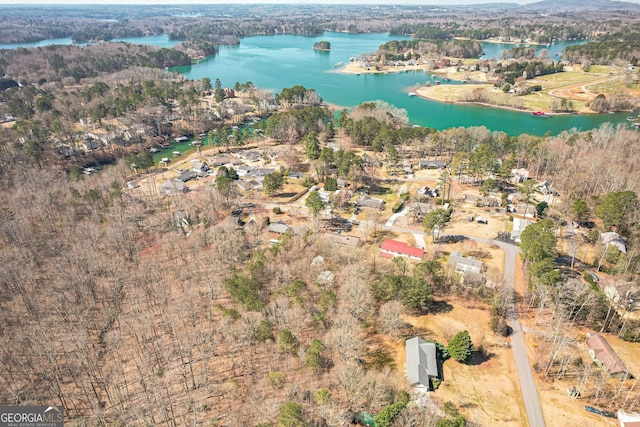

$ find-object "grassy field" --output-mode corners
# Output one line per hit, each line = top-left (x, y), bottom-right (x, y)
(418, 68), (619, 113)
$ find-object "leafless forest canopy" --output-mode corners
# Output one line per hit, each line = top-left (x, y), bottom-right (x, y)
(1, 2), (640, 426)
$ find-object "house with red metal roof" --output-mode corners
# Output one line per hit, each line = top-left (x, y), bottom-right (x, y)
(380, 239), (424, 261)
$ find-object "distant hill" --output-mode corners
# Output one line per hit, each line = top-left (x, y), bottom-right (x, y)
(524, 0), (640, 11)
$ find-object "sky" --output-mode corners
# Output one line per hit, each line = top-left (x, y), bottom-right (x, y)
(0, 0), (546, 5)
(5, 0), (640, 4)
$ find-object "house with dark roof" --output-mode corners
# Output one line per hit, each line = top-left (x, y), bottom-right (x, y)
(586, 332), (633, 379)
(406, 337), (439, 390)
(177, 170), (198, 182)
(380, 239), (424, 261)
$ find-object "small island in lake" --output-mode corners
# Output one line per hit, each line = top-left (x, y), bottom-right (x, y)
(313, 41), (330, 51)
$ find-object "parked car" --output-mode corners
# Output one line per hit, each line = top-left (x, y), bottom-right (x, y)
(585, 406), (601, 415)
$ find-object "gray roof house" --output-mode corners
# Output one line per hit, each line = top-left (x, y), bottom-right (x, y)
(236, 179), (262, 192)
(160, 179), (188, 196)
(247, 168), (276, 178)
(448, 251), (484, 283)
(419, 160), (447, 169)
(268, 221), (291, 234)
(177, 170), (198, 182)
(406, 337), (439, 390)
(601, 232), (627, 254)
(357, 196), (385, 210)
(511, 215), (537, 242)
(190, 160), (209, 176)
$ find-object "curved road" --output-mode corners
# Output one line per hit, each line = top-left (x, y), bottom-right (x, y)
(386, 223), (546, 427)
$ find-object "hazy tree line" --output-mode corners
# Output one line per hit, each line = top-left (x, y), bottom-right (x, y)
(564, 32), (640, 65)
(0, 43), (190, 86)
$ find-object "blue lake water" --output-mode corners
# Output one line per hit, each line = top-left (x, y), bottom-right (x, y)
(0, 32), (629, 136)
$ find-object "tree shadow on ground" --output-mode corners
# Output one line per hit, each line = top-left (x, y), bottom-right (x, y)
(468, 348), (495, 366)
(430, 299), (454, 314)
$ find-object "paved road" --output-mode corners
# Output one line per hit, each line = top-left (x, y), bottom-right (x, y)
(260, 201), (546, 427)
(497, 241), (546, 427)
(383, 227), (546, 427)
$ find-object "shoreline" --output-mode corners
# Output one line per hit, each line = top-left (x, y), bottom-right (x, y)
(414, 86), (588, 116)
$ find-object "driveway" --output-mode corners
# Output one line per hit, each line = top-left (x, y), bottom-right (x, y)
(384, 227), (546, 427)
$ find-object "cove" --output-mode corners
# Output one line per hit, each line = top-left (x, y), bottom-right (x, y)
(1, 32), (630, 136)
(170, 32), (629, 136)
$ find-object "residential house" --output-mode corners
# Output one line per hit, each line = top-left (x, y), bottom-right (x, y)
(190, 160), (210, 177)
(357, 196), (385, 210)
(288, 171), (305, 180)
(176, 170), (198, 182)
(511, 168), (530, 184)
(511, 215), (537, 243)
(448, 251), (484, 283)
(405, 337), (439, 390)
(82, 139), (102, 151)
(160, 179), (188, 196)
(617, 410), (640, 427)
(536, 180), (557, 196)
(380, 239), (424, 261)
(247, 168), (276, 178)
(511, 203), (536, 218)
(361, 153), (382, 168)
(236, 180), (262, 192)
(586, 332), (633, 379)
(210, 156), (242, 167)
(409, 202), (435, 222)
(326, 141), (341, 152)
(419, 160), (447, 169)
(601, 232), (627, 254)
(268, 221), (291, 234)
(234, 165), (252, 177)
(604, 283), (640, 311)
(237, 150), (262, 163)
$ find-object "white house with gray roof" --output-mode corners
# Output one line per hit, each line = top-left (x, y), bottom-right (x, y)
(448, 251), (484, 283)
(405, 337), (439, 390)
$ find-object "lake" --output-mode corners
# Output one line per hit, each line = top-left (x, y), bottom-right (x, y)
(0, 32), (629, 136)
